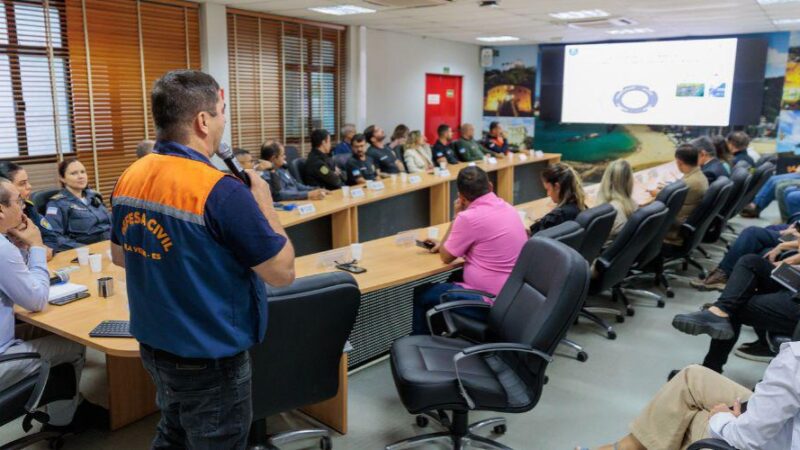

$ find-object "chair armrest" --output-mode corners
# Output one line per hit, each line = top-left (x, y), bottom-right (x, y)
(0, 352), (51, 417)
(439, 289), (496, 301)
(680, 222), (697, 237)
(426, 300), (492, 336)
(686, 438), (738, 450)
(452, 342), (552, 409)
(0, 352), (40, 364)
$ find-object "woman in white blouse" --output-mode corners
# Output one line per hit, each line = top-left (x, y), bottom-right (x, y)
(596, 159), (637, 243)
(403, 130), (434, 174)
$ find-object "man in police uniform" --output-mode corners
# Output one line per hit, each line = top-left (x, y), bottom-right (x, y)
(344, 134), (378, 185)
(110, 70), (295, 449)
(454, 123), (493, 162)
(365, 124), (405, 174)
(303, 128), (344, 190)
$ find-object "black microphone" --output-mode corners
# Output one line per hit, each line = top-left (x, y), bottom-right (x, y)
(217, 142), (251, 187)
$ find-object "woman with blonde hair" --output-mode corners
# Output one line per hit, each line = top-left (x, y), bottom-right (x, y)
(597, 159), (637, 242)
(403, 130), (434, 174)
(530, 162), (587, 235)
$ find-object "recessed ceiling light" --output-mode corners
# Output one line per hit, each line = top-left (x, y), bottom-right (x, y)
(308, 5), (376, 16)
(476, 36), (520, 42)
(607, 28), (654, 35)
(757, 0), (800, 4)
(773, 18), (800, 24)
(549, 9), (610, 20)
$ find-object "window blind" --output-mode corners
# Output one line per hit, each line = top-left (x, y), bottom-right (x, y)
(227, 8), (346, 156)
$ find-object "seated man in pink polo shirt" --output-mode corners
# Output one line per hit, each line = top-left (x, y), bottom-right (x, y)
(412, 166), (529, 335)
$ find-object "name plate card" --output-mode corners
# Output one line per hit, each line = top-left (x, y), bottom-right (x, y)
(394, 230), (417, 246)
(437, 169), (452, 177)
(518, 153), (528, 162)
(468, 162), (477, 167)
(534, 150), (544, 158)
(366, 181), (385, 190)
(317, 248), (349, 268)
(409, 175), (422, 184)
(297, 203), (316, 215)
(350, 188), (365, 198)
(488, 157), (498, 165)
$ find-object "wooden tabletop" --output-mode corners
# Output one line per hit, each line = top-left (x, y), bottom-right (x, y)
(15, 242), (139, 357)
(276, 153), (561, 227)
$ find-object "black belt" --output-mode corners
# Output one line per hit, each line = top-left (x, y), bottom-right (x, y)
(140, 343), (245, 368)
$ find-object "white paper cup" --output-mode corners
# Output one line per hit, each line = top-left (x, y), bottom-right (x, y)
(518, 210), (527, 223)
(427, 227), (440, 240)
(76, 247), (90, 266)
(350, 243), (363, 261)
(89, 253), (103, 273)
(341, 186), (350, 198)
(439, 161), (447, 170)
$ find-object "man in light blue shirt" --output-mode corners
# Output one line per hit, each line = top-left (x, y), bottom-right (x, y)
(0, 178), (103, 433)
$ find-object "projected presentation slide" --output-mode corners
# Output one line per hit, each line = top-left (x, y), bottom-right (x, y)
(561, 38), (738, 126)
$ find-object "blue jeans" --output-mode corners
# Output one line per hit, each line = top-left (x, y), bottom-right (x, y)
(140, 345), (253, 450)
(784, 186), (800, 223)
(717, 225), (785, 275)
(753, 173), (800, 210)
(412, 282), (488, 335)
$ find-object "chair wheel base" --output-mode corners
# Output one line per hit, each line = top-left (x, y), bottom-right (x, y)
(626, 308), (635, 317)
(416, 415), (429, 427)
(615, 315), (625, 323)
(576, 351), (588, 362)
(607, 330), (617, 340)
(492, 424), (507, 435)
(657, 299), (665, 308)
(320, 436), (332, 450)
(666, 290), (675, 298)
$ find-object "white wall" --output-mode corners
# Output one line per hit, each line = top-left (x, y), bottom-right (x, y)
(363, 28), (482, 133)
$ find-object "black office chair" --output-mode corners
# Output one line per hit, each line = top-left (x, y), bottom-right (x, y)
(625, 180), (688, 301)
(584, 202), (669, 338)
(574, 203), (617, 263)
(534, 220), (585, 251)
(703, 167), (751, 248)
(0, 357), (76, 450)
(687, 439), (737, 450)
(333, 154), (350, 172)
(289, 157), (307, 185)
(284, 145), (300, 164)
(386, 237), (590, 450)
(766, 317), (800, 354)
(661, 177), (733, 281)
(735, 162), (775, 223)
(30, 189), (60, 216)
(247, 273), (360, 450)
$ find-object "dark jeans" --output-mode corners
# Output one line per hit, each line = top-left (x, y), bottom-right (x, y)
(412, 282), (488, 335)
(717, 225), (785, 275)
(140, 345), (253, 450)
(703, 255), (800, 372)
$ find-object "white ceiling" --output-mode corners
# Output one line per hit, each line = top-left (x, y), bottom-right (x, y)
(199, 0), (800, 45)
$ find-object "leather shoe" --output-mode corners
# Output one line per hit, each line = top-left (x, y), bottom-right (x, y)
(672, 309), (735, 340)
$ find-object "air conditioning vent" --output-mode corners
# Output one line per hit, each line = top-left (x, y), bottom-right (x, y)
(563, 17), (638, 30)
(365, 0), (452, 7)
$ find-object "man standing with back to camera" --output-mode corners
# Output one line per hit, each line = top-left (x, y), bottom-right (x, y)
(110, 70), (295, 449)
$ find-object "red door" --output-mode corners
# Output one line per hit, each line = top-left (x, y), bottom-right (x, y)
(425, 74), (462, 145)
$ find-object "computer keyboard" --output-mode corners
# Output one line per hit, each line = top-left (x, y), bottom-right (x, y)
(89, 320), (133, 338)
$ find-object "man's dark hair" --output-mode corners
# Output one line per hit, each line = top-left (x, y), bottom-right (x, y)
(352, 133), (367, 144)
(726, 131), (750, 151)
(260, 141), (281, 161)
(437, 124), (450, 137)
(690, 136), (715, 156)
(0, 162), (24, 182)
(363, 125), (377, 144)
(233, 148), (250, 157)
(456, 166), (491, 201)
(489, 121), (500, 132)
(675, 143), (699, 166)
(151, 70), (220, 143)
(311, 129), (330, 149)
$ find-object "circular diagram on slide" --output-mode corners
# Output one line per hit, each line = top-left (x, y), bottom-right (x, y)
(612, 85), (659, 114)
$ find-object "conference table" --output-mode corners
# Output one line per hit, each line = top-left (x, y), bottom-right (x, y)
(15, 153), (674, 435)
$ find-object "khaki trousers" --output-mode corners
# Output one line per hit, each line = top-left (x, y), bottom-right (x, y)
(630, 365), (753, 450)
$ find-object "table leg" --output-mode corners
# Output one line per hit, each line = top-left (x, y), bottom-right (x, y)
(332, 207), (357, 247)
(497, 166), (514, 204)
(106, 355), (157, 430)
(429, 183), (450, 225)
(300, 354), (348, 434)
